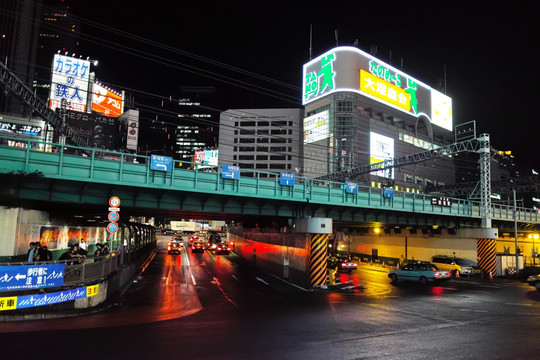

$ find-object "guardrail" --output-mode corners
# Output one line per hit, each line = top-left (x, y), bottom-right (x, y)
(0, 134), (538, 223)
(2, 244), (155, 288)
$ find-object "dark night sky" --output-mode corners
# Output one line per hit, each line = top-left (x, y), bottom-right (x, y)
(68, 1), (540, 170)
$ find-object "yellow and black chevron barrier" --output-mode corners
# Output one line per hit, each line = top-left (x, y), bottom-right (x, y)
(477, 238), (497, 276)
(307, 233), (328, 287)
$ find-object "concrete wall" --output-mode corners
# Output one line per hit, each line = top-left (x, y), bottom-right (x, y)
(229, 228), (310, 287)
(0, 206), (120, 261)
(335, 230), (477, 264)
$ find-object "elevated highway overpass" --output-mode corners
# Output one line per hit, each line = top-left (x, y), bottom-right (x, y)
(0, 135), (538, 230)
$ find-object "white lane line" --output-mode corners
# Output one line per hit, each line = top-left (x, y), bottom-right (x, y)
(191, 274), (197, 286)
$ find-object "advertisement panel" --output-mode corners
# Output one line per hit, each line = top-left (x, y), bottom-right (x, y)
(302, 47), (452, 131)
(92, 83), (124, 118)
(49, 54), (91, 113)
(370, 132), (394, 179)
(303, 110), (329, 143)
(120, 109), (139, 151)
(194, 150), (219, 168)
(61, 110), (117, 150)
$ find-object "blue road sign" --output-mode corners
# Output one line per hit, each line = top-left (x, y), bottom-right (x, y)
(150, 155), (173, 172)
(0, 264), (65, 291)
(384, 187), (394, 198)
(221, 165), (240, 180)
(280, 172), (295, 186)
(345, 182), (358, 194)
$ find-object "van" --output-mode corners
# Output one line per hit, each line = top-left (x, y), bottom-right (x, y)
(431, 255), (474, 276)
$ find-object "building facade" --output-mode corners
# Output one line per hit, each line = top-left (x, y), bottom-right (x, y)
(302, 47), (455, 194)
(218, 108), (303, 176)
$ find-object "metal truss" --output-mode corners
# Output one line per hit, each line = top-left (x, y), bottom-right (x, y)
(318, 136), (486, 182)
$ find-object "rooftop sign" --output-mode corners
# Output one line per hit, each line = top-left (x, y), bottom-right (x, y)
(302, 47), (453, 131)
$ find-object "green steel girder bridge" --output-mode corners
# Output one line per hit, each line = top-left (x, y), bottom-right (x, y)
(0, 135), (539, 229)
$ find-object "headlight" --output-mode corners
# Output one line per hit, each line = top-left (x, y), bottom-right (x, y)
(527, 276), (537, 281)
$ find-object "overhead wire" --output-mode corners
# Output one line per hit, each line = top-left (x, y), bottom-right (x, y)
(2, 3), (484, 183)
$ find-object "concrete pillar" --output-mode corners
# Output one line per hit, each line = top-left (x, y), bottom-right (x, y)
(293, 217), (332, 288)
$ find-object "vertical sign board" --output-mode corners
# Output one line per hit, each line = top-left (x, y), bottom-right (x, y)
(280, 173), (295, 186)
(151, 155), (173, 172)
(49, 54), (91, 113)
(345, 182), (358, 194)
(221, 165), (240, 180)
(0, 264), (65, 291)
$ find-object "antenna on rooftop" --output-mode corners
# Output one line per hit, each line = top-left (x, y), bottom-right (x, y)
(309, 24), (313, 60)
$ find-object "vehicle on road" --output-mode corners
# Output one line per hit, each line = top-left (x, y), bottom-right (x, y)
(191, 241), (205, 253)
(327, 255), (357, 273)
(431, 255), (474, 276)
(205, 234), (222, 252)
(188, 235), (199, 245)
(167, 241), (182, 254)
(388, 262), (451, 285)
(337, 258), (357, 273)
(527, 274), (540, 289)
(215, 242), (231, 255)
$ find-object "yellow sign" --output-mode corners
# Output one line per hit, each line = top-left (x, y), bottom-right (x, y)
(360, 69), (410, 111)
(0, 296), (17, 311)
(86, 284), (99, 297)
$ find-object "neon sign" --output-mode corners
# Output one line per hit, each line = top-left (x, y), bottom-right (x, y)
(302, 47), (453, 131)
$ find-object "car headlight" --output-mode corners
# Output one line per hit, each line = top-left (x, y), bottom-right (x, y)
(527, 276), (537, 281)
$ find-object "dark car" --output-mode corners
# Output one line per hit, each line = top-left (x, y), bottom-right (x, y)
(167, 242), (181, 254)
(527, 274), (540, 290)
(205, 235), (222, 252)
(191, 241), (205, 253)
(215, 242), (231, 255)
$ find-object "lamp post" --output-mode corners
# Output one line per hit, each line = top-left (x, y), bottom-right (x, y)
(513, 188), (519, 274)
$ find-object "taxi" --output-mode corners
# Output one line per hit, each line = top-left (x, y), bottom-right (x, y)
(388, 262), (451, 285)
(167, 241), (182, 255)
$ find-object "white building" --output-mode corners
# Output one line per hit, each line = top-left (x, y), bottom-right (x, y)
(218, 109), (303, 177)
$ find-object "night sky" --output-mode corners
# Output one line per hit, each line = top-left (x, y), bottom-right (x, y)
(69, 1), (540, 170)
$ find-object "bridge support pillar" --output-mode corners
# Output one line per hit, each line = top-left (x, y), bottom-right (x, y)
(293, 218), (332, 288)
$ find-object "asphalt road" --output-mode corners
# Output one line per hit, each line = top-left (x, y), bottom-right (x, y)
(1, 235), (540, 360)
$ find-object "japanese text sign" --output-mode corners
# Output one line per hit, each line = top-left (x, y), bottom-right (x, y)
(0, 264), (65, 291)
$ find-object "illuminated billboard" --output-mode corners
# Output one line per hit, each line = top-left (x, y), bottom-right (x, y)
(92, 83), (124, 118)
(49, 54), (91, 113)
(304, 110), (329, 143)
(302, 47), (453, 131)
(194, 150), (219, 168)
(61, 110), (117, 150)
(370, 132), (394, 179)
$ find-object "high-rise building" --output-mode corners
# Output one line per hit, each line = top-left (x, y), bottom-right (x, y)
(0, 0), (79, 116)
(218, 108), (303, 176)
(302, 47), (455, 193)
(140, 86), (219, 164)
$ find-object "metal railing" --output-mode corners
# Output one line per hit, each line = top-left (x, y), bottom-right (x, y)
(0, 134), (538, 224)
(2, 244), (156, 288)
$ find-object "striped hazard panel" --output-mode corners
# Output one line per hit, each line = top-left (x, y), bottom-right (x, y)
(307, 234), (328, 287)
(477, 238), (497, 276)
